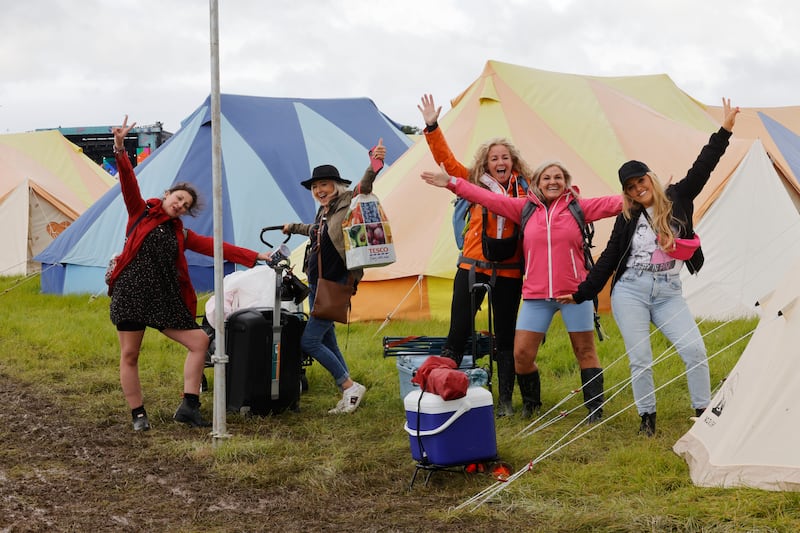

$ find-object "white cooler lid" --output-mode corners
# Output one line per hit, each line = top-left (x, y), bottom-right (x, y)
(403, 386), (492, 414)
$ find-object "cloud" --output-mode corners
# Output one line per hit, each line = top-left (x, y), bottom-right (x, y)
(1, 0), (799, 134)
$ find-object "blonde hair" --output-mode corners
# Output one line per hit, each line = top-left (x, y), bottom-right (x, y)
(622, 172), (678, 250)
(466, 137), (532, 186)
(530, 160), (580, 203)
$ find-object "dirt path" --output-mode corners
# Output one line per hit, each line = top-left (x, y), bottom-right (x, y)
(0, 372), (515, 532)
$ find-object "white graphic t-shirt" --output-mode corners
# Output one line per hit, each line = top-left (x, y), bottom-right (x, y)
(625, 209), (682, 275)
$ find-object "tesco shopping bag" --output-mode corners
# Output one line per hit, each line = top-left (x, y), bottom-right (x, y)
(342, 193), (396, 269)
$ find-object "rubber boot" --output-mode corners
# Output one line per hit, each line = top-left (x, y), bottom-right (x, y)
(494, 350), (515, 417)
(173, 395), (211, 427)
(638, 412), (656, 437)
(580, 368), (604, 424)
(518, 371), (541, 418)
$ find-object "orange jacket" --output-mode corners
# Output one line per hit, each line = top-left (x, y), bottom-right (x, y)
(424, 126), (525, 279)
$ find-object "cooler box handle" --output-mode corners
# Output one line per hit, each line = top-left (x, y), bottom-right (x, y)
(403, 399), (473, 437)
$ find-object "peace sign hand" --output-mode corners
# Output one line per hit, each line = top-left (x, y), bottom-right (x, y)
(112, 115), (136, 148)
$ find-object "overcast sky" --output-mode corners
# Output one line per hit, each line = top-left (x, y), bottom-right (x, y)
(2, 0), (798, 135)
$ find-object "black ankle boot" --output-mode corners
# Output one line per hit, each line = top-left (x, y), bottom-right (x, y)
(131, 406), (150, 432)
(494, 351), (515, 417)
(173, 397), (211, 427)
(580, 368), (604, 424)
(518, 371), (541, 418)
(695, 408), (706, 418)
(440, 346), (463, 367)
(638, 412), (656, 437)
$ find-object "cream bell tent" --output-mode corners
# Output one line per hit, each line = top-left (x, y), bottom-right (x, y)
(0, 130), (115, 276)
(673, 257), (800, 491)
(680, 140), (800, 320)
(349, 60), (750, 321)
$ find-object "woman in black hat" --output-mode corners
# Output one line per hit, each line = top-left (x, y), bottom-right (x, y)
(559, 98), (740, 436)
(282, 140), (386, 413)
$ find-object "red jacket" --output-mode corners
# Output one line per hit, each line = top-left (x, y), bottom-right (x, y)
(424, 126), (525, 279)
(108, 153), (259, 315)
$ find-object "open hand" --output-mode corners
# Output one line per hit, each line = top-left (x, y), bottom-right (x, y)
(417, 94), (441, 127)
(420, 163), (452, 188)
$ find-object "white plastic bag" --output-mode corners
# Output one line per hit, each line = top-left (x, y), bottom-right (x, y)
(342, 193), (396, 269)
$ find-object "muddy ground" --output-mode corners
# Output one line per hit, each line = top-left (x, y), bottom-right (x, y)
(0, 372), (524, 533)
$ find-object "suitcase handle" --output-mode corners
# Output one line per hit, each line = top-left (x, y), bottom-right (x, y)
(260, 226), (291, 248)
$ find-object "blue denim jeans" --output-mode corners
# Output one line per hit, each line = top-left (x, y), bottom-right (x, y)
(302, 281), (350, 388)
(611, 269), (710, 414)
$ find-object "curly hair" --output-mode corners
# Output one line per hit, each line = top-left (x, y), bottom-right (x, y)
(529, 160), (580, 203)
(622, 172), (679, 250)
(466, 137), (532, 186)
(166, 182), (201, 216)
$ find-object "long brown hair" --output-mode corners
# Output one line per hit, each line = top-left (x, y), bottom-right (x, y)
(622, 172), (677, 250)
(466, 137), (532, 186)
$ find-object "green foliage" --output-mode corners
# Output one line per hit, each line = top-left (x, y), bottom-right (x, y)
(1, 275), (797, 530)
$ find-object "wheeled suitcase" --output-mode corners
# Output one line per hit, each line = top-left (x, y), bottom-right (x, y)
(225, 307), (305, 415)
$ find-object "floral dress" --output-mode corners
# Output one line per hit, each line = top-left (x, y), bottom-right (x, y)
(110, 222), (198, 330)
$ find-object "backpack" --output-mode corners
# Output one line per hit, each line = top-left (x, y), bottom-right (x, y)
(520, 198), (604, 340)
(452, 177), (529, 252)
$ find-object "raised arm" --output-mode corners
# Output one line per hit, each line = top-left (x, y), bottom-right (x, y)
(356, 138), (386, 195)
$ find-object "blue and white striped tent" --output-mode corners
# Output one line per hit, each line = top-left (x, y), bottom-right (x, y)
(35, 94), (412, 296)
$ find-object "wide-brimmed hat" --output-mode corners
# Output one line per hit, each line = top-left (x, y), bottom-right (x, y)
(300, 164), (352, 190)
(618, 160), (651, 186)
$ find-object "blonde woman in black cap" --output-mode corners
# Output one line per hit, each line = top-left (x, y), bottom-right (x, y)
(559, 98), (740, 436)
(281, 140), (386, 413)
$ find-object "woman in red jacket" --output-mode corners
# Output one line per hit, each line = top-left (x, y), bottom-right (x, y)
(418, 94), (532, 417)
(108, 116), (271, 431)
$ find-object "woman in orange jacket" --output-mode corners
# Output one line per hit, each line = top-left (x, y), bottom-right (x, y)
(417, 94), (532, 417)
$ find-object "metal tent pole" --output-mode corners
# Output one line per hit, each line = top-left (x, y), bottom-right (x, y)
(209, 0), (230, 444)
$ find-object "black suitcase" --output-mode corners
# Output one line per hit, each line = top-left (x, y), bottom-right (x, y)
(225, 307), (305, 415)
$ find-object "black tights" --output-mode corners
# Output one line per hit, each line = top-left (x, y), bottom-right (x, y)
(443, 267), (522, 358)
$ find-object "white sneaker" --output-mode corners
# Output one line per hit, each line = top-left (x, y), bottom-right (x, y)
(339, 382), (366, 414)
(328, 397), (346, 414)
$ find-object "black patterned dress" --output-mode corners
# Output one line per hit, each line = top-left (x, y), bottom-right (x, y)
(110, 222), (199, 330)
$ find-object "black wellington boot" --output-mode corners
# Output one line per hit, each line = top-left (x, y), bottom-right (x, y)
(518, 371), (541, 418)
(494, 351), (515, 417)
(638, 412), (656, 437)
(580, 368), (604, 424)
(440, 346), (464, 367)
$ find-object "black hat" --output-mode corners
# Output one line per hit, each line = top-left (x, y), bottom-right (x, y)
(618, 160), (651, 186)
(300, 164), (352, 190)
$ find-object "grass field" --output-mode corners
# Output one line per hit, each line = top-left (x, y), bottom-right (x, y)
(1, 274), (798, 532)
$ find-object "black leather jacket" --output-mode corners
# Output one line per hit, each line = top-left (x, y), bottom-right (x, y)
(573, 127), (732, 304)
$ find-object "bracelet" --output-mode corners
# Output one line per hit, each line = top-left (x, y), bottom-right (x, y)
(424, 121), (438, 133)
(113, 145), (126, 155)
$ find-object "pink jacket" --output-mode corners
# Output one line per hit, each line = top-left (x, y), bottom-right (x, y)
(450, 179), (622, 299)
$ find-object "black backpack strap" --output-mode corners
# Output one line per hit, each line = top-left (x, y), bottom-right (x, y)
(567, 199), (595, 271)
(519, 199), (537, 235)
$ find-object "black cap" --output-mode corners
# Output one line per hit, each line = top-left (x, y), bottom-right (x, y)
(618, 160), (651, 186)
(300, 164), (352, 190)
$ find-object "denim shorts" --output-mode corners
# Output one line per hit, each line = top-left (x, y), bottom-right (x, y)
(516, 298), (594, 333)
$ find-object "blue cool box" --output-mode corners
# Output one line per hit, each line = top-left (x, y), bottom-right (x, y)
(404, 386), (497, 466)
(396, 355), (474, 400)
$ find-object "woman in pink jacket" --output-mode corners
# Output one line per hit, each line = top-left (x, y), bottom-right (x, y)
(422, 162), (621, 421)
